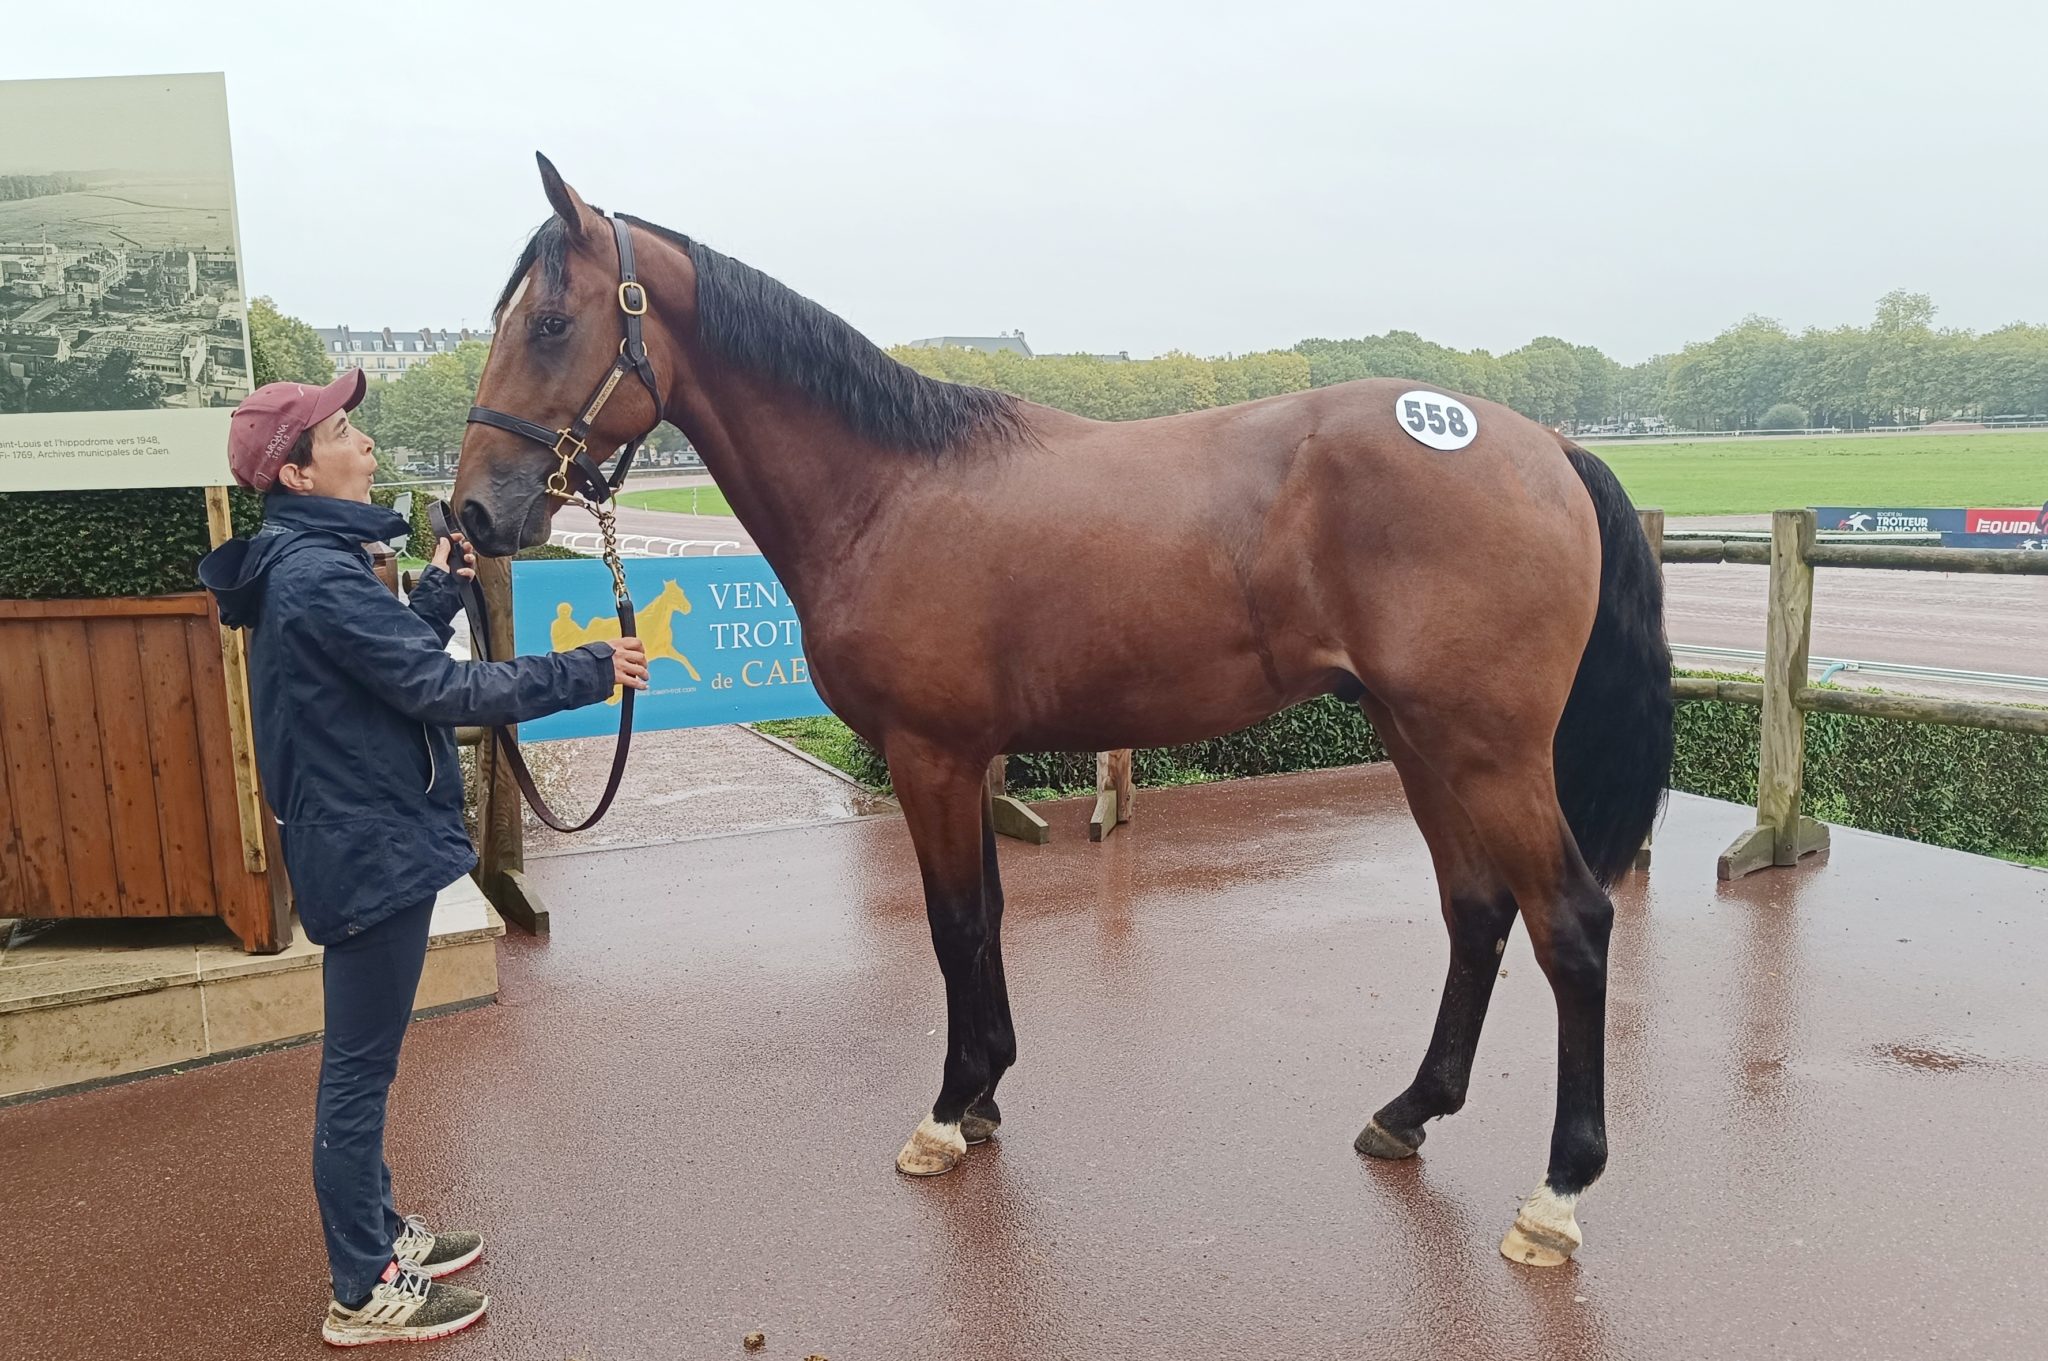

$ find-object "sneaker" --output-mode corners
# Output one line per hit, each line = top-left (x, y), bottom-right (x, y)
(321, 1260), (488, 1347)
(394, 1213), (484, 1278)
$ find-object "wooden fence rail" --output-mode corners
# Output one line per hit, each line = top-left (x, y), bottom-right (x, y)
(1663, 508), (2048, 879)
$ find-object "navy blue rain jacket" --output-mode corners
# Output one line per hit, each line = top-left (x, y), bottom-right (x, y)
(198, 495), (613, 944)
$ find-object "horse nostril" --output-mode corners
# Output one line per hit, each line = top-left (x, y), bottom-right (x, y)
(455, 498), (492, 546)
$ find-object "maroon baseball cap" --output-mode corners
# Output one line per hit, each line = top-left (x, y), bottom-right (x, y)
(226, 369), (367, 492)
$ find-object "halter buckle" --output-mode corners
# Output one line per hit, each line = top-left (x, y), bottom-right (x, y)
(551, 429), (588, 462)
(618, 281), (648, 316)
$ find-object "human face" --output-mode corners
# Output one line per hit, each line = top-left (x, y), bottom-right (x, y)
(279, 407), (379, 502)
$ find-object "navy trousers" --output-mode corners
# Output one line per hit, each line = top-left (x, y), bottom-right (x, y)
(313, 896), (435, 1306)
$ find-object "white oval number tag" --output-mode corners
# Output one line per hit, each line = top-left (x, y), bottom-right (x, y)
(1395, 390), (1477, 451)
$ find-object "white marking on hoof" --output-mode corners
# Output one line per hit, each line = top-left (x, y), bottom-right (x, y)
(895, 1116), (967, 1177)
(1500, 1182), (1582, 1267)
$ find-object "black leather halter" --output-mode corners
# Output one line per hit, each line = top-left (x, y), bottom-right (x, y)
(435, 211), (662, 835)
(465, 211), (663, 508)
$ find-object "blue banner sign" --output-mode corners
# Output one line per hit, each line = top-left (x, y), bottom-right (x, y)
(1940, 532), (2048, 551)
(509, 555), (830, 741)
(1811, 506), (1967, 534)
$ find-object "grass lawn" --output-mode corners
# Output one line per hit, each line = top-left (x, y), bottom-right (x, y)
(616, 485), (737, 517)
(613, 435), (2048, 521)
(751, 716), (881, 785)
(1594, 432), (2048, 517)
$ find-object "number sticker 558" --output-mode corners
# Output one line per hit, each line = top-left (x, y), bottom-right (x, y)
(1395, 390), (1478, 452)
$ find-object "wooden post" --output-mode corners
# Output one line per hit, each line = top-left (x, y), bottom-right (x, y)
(366, 541), (399, 595)
(1090, 748), (1135, 842)
(1718, 509), (1829, 879)
(471, 553), (549, 932)
(203, 486), (266, 873)
(985, 755), (1050, 844)
(1635, 509), (1663, 873)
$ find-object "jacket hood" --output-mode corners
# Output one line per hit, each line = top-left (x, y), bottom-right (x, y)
(199, 494), (409, 628)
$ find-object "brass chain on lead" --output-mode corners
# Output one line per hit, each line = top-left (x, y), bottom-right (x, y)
(594, 498), (629, 604)
(541, 438), (630, 603)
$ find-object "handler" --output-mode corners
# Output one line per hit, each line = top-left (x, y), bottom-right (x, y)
(200, 370), (648, 1346)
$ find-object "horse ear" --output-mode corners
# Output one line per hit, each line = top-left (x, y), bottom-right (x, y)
(535, 151), (592, 240)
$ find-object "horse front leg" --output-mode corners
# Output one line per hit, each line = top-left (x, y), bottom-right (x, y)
(887, 738), (1001, 1177)
(960, 788), (1013, 1145)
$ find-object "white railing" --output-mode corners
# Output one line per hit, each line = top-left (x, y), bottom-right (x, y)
(548, 530), (746, 557)
(1671, 642), (2048, 695)
(1579, 418), (2048, 442)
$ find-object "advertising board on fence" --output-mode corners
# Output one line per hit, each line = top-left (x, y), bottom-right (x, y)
(1941, 533), (2048, 551)
(0, 73), (252, 492)
(1965, 508), (2048, 534)
(1811, 506), (1967, 534)
(1813, 505), (2048, 537)
(510, 555), (830, 741)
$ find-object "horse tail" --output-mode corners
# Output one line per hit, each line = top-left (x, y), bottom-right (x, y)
(1553, 443), (1674, 887)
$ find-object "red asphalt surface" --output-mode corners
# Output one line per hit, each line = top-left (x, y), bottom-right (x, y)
(5, 766), (2046, 1360)
(1665, 560), (2048, 679)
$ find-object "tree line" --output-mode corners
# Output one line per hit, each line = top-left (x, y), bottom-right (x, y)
(0, 174), (85, 202)
(894, 290), (2048, 432)
(245, 288), (2048, 454)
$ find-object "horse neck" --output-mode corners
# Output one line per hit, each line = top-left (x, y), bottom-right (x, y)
(655, 342), (912, 593)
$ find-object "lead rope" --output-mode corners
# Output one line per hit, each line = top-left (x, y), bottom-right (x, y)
(429, 495), (636, 833)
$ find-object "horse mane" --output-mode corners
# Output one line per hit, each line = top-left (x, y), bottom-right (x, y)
(495, 214), (1025, 458)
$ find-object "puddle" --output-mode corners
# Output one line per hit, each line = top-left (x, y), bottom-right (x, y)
(1876, 1042), (1989, 1073)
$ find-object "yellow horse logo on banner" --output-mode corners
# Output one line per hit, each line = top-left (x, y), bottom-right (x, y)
(551, 578), (702, 703)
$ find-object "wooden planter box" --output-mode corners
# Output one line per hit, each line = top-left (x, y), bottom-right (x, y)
(0, 593), (288, 953)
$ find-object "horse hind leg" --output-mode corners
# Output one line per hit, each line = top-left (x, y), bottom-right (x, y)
(1355, 706), (1517, 1161)
(1397, 706), (1615, 1267)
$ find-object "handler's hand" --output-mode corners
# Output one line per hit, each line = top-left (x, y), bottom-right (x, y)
(430, 532), (478, 580)
(610, 636), (651, 691)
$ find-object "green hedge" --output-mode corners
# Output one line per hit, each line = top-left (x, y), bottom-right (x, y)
(999, 695), (1389, 798)
(0, 480), (569, 600)
(0, 485), (447, 601)
(0, 487), (264, 599)
(369, 485), (447, 563)
(764, 678), (2048, 865)
(764, 694), (1389, 800)
(1670, 675), (2048, 864)
(510, 542), (588, 561)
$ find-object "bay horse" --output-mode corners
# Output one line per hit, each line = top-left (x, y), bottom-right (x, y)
(451, 155), (1673, 1267)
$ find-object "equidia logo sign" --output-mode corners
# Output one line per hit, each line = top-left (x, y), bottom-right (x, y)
(1965, 508), (2047, 535)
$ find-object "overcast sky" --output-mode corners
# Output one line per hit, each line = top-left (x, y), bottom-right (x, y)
(4, 1), (2041, 363)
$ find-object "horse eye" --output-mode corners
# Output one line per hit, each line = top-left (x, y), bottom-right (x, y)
(535, 315), (569, 339)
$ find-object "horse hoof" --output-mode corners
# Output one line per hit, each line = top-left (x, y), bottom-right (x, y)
(1354, 1118), (1422, 1160)
(1499, 1184), (1582, 1267)
(960, 1111), (1001, 1145)
(895, 1117), (967, 1177)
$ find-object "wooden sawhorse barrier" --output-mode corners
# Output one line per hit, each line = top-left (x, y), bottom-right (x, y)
(986, 748), (1135, 845)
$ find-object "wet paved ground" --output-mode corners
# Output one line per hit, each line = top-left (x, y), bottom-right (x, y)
(519, 724), (894, 858)
(5, 767), (2046, 1360)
